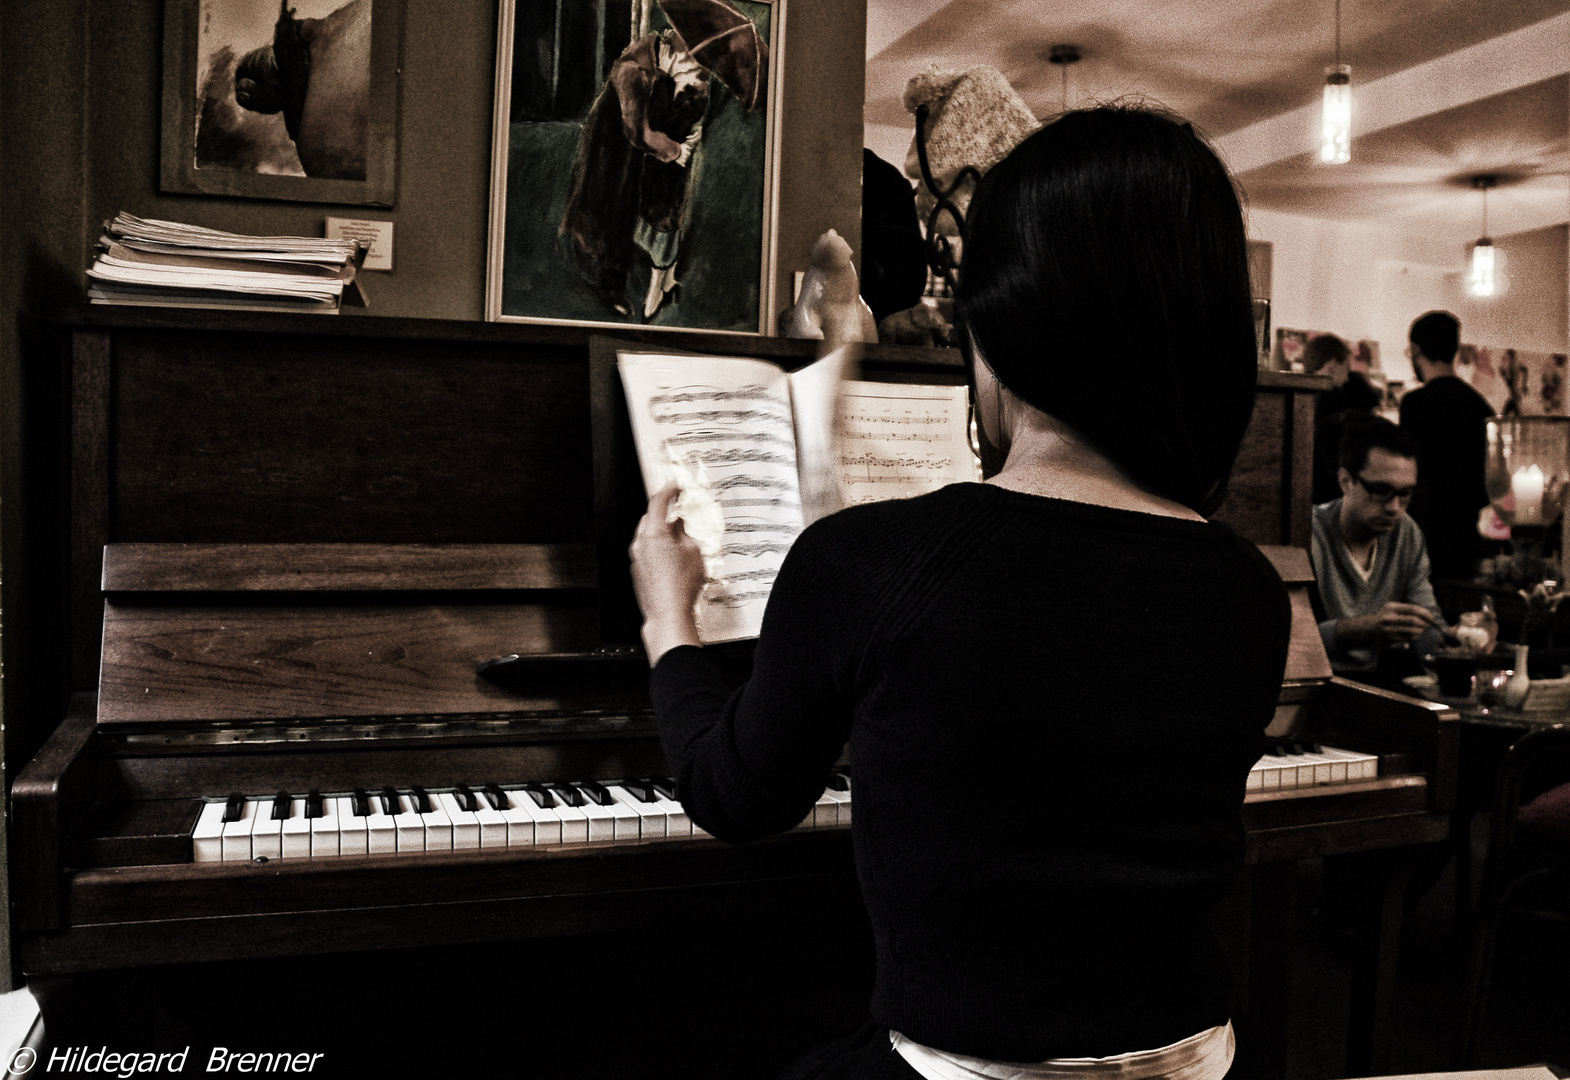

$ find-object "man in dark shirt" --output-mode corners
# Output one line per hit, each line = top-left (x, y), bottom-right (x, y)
(1399, 310), (1495, 581)
(1307, 333), (1383, 505)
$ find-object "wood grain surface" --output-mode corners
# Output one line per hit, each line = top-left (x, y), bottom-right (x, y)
(102, 543), (596, 592)
(97, 600), (620, 722)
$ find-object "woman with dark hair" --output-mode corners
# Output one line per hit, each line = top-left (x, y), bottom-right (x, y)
(630, 105), (1291, 1078)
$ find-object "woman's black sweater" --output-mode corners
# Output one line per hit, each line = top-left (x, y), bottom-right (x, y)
(650, 482), (1291, 1060)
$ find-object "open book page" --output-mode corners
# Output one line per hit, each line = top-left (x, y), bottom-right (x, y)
(787, 345), (857, 526)
(837, 381), (980, 505)
(617, 352), (805, 644)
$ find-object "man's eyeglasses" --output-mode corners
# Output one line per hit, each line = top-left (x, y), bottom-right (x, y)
(1353, 473), (1417, 504)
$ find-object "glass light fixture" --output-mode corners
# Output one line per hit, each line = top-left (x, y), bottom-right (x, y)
(1319, 0), (1350, 164)
(1469, 176), (1498, 299)
(1320, 65), (1351, 164)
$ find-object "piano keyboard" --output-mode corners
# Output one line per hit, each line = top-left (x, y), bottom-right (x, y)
(1247, 739), (1378, 792)
(190, 774), (854, 864)
(191, 744), (1371, 865)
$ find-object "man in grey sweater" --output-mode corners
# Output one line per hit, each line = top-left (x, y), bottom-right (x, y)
(1310, 417), (1449, 678)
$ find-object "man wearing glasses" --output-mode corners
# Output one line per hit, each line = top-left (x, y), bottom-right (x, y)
(1310, 416), (1454, 682)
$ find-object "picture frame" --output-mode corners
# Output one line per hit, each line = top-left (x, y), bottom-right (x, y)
(160, 0), (403, 206)
(486, 0), (786, 334)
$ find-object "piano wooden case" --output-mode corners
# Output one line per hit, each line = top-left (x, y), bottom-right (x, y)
(13, 309), (1454, 1076)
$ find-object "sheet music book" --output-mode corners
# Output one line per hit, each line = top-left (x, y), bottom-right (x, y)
(617, 347), (978, 643)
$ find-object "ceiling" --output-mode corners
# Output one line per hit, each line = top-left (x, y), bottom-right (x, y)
(864, 0), (1570, 243)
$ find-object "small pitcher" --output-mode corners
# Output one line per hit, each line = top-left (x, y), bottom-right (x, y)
(1502, 644), (1532, 709)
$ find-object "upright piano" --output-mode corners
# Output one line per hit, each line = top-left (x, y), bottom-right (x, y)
(12, 309), (1455, 1076)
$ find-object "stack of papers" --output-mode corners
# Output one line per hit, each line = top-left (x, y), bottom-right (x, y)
(86, 213), (368, 314)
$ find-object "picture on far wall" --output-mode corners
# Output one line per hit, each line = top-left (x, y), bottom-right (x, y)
(160, 0), (403, 206)
(1461, 344), (1570, 417)
(486, 0), (785, 333)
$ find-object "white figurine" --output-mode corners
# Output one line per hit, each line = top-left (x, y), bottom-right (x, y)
(783, 230), (878, 343)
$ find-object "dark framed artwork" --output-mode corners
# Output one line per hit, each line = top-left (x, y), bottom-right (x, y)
(161, 0), (402, 206)
(486, 0), (785, 333)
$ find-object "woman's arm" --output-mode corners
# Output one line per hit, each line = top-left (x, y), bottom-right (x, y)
(631, 488), (859, 842)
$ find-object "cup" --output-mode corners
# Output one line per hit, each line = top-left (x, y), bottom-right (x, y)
(1432, 650), (1479, 699)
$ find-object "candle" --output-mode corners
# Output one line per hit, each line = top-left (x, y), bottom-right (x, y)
(1512, 464), (1545, 524)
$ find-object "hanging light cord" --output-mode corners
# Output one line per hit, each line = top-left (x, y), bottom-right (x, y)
(1334, 0), (1341, 68)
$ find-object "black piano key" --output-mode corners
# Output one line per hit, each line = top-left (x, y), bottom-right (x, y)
(550, 782), (585, 808)
(524, 783), (556, 809)
(453, 784), (479, 813)
(305, 791), (324, 819)
(380, 787), (402, 815)
(577, 780), (615, 806)
(482, 784), (510, 811)
(270, 792), (292, 820)
(649, 777), (678, 801)
(409, 786), (432, 814)
(620, 779), (657, 803)
(222, 792), (246, 823)
(826, 773), (850, 792)
(352, 789), (370, 817)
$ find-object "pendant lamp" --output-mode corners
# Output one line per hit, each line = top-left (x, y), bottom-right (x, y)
(1470, 176), (1497, 299)
(1320, 0), (1351, 164)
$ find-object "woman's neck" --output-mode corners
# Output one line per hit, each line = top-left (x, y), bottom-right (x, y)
(986, 412), (1205, 522)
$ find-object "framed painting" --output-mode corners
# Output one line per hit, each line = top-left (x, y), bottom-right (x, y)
(486, 0), (785, 333)
(160, 0), (402, 206)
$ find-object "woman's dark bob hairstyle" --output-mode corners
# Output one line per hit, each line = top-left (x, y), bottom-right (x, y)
(955, 105), (1257, 515)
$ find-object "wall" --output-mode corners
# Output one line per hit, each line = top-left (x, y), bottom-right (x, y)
(75, 0), (861, 324)
(1248, 207), (1570, 385)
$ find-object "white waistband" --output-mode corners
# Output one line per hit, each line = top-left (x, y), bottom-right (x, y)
(890, 1021), (1234, 1080)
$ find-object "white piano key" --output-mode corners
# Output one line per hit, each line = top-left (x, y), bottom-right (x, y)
(220, 798), (260, 862)
(822, 788), (852, 827)
(600, 791), (641, 842)
(192, 801), (227, 863)
(811, 791), (838, 829)
(280, 797), (311, 859)
(334, 796), (368, 857)
(552, 790), (591, 845)
(251, 798), (284, 860)
(437, 792), (481, 850)
(472, 792), (508, 848)
(577, 788), (617, 843)
(417, 792), (453, 851)
(607, 784), (666, 840)
(1321, 746), (1379, 780)
(392, 794), (425, 853)
(312, 797), (343, 858)
(1252, 754), (1291, 790)
(364, 795), (397, 856)
(497, 788), (541, 847)
(653, 793), (690, 838)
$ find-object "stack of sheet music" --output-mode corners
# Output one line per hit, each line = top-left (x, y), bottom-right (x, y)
(86, 213), (368, 314)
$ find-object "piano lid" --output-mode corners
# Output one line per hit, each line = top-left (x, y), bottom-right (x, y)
(93, 542), (652, 725)
(1257, 545), (1334, 686)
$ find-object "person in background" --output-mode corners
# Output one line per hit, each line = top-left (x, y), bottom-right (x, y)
(631, 106), (1289, 1080)
(1306, 333), (1383, 505)
(1311, 416), (1452, 683)
(1399, 311), (1495, 581)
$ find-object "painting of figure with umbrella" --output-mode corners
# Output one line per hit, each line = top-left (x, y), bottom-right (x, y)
(488, 0), (781, 331)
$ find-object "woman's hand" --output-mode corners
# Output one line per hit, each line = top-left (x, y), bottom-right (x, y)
(630, 484), (707, 665)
